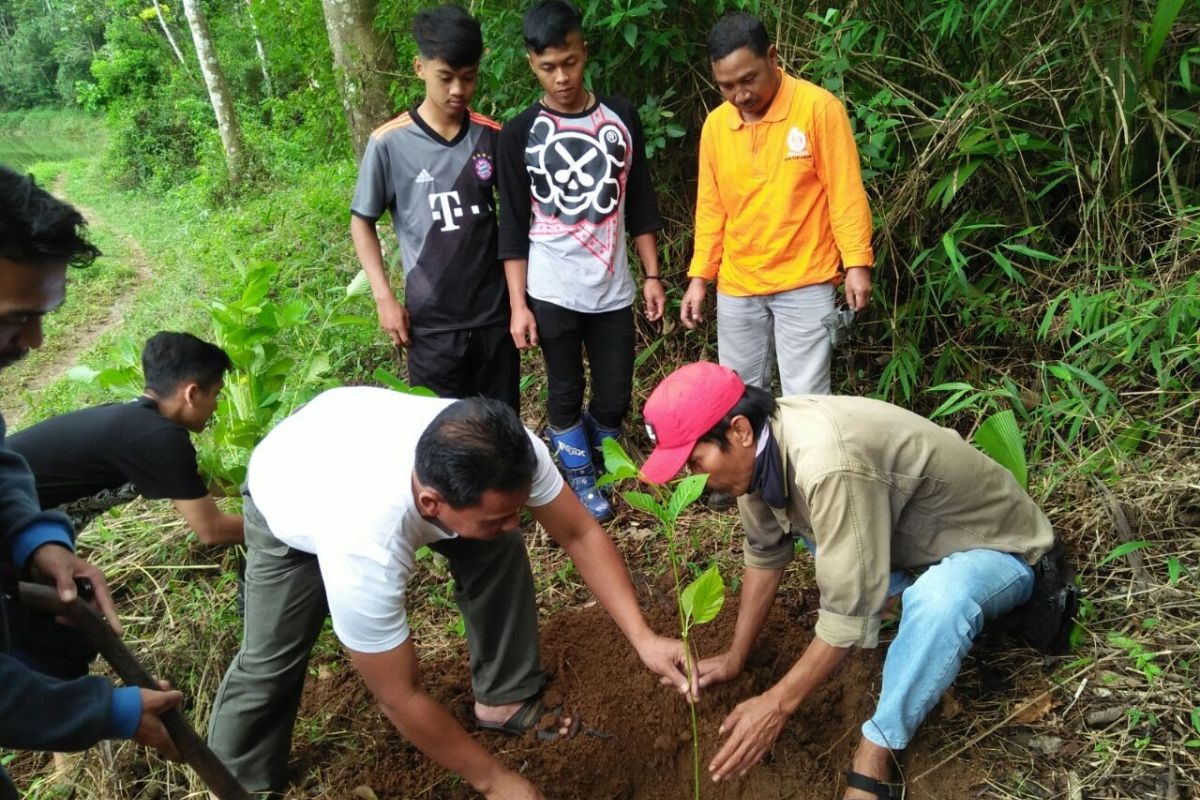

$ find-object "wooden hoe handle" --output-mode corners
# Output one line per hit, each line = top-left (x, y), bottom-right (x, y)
(17, 581), (252, 800)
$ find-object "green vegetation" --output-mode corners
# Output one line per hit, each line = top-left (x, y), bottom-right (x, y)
(1, 0), (1198, 797)
(0, 110), (103, 170)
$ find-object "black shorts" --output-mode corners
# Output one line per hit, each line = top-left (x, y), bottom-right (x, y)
(406, 324), (520, 413)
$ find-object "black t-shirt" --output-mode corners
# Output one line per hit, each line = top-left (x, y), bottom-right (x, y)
(8, 397), (208, 508)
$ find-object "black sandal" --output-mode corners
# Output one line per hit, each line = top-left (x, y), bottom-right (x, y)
(846, 769), (904, 799)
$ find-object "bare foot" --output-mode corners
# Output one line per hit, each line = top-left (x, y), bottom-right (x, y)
(880, 594), (902, 623)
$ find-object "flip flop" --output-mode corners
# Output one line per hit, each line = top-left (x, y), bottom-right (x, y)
(473, 696), (581, 741)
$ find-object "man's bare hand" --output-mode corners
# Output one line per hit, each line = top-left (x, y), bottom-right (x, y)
(134, 684), (184, 760)
(843, 267), (872, 313)
(29, 544), (121, 635)
(709, 691), (790, 782)
(640, 634), (699, 701)
(509, 306), (539, 350)
(374, 293), (411, 347)
(642, 279), (666, 322)
(680, 278), (707, 329)
(696, 650), (745, 690)
(482, 769), (545, 800)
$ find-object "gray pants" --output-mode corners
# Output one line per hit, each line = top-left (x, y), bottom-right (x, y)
(716, 282), (835, 395)
(207, 495), (545, 793)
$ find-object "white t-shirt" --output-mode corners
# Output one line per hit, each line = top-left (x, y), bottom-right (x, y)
(246, 387), (564, 653)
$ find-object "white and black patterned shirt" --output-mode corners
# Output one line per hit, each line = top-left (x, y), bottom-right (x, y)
(497, 95), (663, 314)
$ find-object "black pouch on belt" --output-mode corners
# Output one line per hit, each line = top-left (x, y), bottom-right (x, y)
(1010, 541), (1080, 655)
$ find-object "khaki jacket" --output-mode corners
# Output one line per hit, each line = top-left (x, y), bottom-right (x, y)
(739, 396), (1055, 649)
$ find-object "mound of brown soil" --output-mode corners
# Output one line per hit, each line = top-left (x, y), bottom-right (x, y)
(296, 585), (989, 799)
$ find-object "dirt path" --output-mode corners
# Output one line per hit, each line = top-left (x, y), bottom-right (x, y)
(0, 174), (154, 426)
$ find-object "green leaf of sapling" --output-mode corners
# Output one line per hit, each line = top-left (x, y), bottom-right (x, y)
(666, 473), (708, 523)
(621, 490), (666, 521)
(680, 564), (725, 630)
(601, 436), (640, 479)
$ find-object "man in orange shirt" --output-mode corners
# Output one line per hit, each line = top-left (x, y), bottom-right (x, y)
(681, 12), (873, 396)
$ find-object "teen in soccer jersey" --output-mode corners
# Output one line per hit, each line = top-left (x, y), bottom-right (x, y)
(497, 0), (665, 521)
(351, 5), (518, 410)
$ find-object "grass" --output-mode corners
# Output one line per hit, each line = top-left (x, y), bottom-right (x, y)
(0, 109), (103, 172)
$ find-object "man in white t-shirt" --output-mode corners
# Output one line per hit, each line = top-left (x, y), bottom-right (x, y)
(206, 387), (692, 800)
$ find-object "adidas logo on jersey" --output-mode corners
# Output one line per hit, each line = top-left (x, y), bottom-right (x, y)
(415, 169), (434, 184)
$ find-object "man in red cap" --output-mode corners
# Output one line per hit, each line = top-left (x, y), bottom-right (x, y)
(641, 361), (1071, 800)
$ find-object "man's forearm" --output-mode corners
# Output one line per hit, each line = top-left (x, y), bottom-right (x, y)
(632, 232), (660, 276)
(378, 689), (507, 794)
(205, 513), (244, 546)
(0, 654), (128, 751)
(766, 636), (851, 716)
(727, 566), (785, 665)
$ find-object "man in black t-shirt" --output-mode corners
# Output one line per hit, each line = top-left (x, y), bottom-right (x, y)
(9, 331), (243, 680)
(10, 331), (243, 546)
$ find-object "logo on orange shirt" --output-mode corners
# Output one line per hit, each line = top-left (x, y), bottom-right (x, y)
(786, 127), (811, 159)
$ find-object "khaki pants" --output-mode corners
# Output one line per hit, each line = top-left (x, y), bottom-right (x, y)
(207, 495), (545, 793)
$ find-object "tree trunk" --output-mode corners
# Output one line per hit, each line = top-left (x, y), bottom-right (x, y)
(151, 0), (191, 74)
(320, 0), (397, 163)
(182, 0), (247, 184)
(245, 0), (273, 98)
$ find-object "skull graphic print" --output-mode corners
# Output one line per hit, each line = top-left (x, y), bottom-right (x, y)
(524, 115), (628, 223)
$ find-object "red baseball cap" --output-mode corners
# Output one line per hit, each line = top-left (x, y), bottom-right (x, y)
(641, 361), (746, 484)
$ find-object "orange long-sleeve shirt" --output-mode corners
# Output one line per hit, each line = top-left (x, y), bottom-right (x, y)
(688, 71), (873, 296)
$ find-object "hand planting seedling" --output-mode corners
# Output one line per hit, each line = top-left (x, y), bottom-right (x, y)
(599, 437), (724, 800)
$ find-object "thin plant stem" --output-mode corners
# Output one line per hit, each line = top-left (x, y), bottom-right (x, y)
(665, 515), (702, 800)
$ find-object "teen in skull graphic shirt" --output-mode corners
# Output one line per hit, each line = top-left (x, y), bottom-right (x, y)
(497, 95), (662, 313)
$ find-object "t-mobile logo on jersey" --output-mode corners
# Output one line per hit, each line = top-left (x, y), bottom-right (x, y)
(428, 190), (489, 232)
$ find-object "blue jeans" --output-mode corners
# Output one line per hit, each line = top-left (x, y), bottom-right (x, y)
(799, 536), (914, 599)
(862, 549), (1034, 750)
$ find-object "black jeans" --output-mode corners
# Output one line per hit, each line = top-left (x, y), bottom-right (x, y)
(406, 323), (520, 413)
(528, 298), (633, 430)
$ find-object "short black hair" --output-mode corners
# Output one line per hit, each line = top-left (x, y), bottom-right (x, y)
(142, 332), (232, 395)
(697, 383), (777, 451)
(0, 165), (101, 268)
(412, 4), (483, 68)
(415, 398), (537, 508)
(522, 0), (583, 54)
(707, 12), (770, 61)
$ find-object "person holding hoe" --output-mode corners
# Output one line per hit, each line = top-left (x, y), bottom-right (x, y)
(0, 165), (183, 799)
(207, 388), (695, 800)
(639, 361), (1075, 799)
